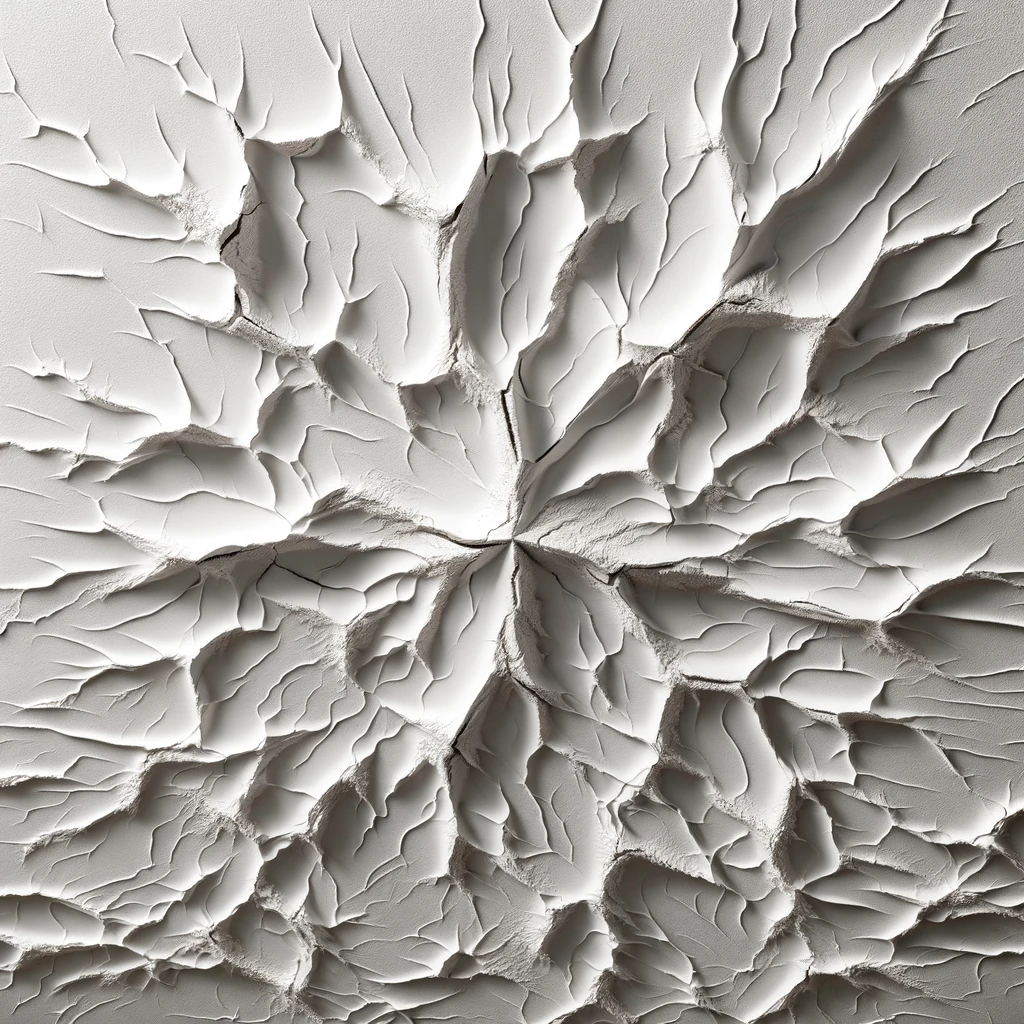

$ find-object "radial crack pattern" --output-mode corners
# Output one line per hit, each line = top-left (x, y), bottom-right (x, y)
(2, 1), (1024, 1021)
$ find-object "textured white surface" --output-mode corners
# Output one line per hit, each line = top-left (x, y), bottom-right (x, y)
(3, 1), (1024, 1020)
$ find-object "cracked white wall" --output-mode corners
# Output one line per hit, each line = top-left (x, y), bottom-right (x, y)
(2, 0), (1024, 1021)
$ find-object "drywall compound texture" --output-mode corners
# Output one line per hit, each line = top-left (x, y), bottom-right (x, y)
(2, 0), (1024, 1020)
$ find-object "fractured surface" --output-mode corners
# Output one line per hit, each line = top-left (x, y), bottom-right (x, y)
(2, 0), (1024, 1021)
